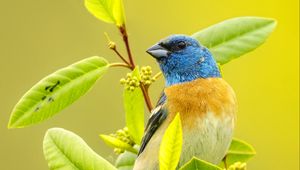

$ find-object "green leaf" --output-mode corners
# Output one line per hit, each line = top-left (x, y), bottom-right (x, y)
(115, 151), (137, 170)
(225, 138), (256, 165)
(99, 134), (138, 154)
(180, 157), (222, 170)
(43, 128), (117, 170)
(85, 0), (125, 26)
(123, 67), (144, 145)
(159, 113), (183, 170)
(8, 56), (108, 128)
(192, 17), (277, 64)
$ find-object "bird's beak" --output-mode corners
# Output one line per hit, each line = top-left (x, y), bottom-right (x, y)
(146, 43), (170, 59)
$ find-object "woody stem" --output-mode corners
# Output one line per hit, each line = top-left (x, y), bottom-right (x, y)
(116, 25), (153, 112)
(119, 26), (135, 68)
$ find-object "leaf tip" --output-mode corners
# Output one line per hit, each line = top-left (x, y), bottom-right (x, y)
(7, 118), (22, 129)
(99, 134), (107, 140)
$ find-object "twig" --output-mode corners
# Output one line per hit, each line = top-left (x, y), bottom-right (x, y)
(223, 155), (228, 169)
(119, 26), (135, 67)
(112, 48), (131, 66)
(153, 71), (163, 80)
(117, 25), (153, 112)
(109, 63), (131, 69)
(104, 32), (132, 67)
(140, 84), (153, 111)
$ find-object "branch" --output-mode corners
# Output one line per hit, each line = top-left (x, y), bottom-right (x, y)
(222, 155), (228, 169)
(117, 25), (153, 112)
(112, 48), (131, 66)
(119, 26), (135, 67)
(140, 84), (153, 111)
(105, 32), (132, 67)
(109, 63), (131, 69)
(153, 71), (163, 80)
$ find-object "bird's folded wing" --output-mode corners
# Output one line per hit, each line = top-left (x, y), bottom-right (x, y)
(138, 92), (167, 155)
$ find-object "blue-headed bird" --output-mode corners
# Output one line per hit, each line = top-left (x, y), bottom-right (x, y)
(133, 35), (237, 170)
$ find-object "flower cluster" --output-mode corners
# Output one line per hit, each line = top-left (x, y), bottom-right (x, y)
(140, 66), (155, 86)
(110, 127), (135, 155)
(120, 66), (157, 91)
(120, 73), (140, 91)
(227, 162), (247, 170)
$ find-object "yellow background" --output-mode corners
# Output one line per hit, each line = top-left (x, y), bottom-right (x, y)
(0, 0), (298, 169)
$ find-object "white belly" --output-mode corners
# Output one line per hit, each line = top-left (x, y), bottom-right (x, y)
(179, 112), (235, 166)
(134, 112), (235, 170)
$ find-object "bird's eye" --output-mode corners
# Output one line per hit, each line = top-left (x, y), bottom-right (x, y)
(177, 41), (187, 49)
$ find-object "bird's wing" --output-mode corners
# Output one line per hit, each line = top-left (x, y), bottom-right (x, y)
(138, 92), (168, 155)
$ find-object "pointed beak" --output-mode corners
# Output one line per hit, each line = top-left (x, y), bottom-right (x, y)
(146, 43), (170, 59)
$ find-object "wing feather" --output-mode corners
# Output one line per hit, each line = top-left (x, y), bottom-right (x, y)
(138, 92), (167, 155)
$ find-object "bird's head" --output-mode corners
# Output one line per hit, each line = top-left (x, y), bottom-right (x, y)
(147, 34), (221, 86)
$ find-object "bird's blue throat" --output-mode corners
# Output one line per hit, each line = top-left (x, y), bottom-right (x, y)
(160, 48), (221, 86)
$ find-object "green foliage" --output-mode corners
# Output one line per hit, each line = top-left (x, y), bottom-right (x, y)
(43, 128), (116, 170)
(8, 56), (108, 128)
(225, 138), (256, 166)
(123, 67), (145, 144)
(159, 113), (183, 170)
(85, 0), (125, 26)
(192, 17), (277, 64)
(8, 0), (276, 169)
(99, 134), (138, 154)
(111, 137), (257, 169)
(115, 151), (137, 170)
(180, 157), (222, 170)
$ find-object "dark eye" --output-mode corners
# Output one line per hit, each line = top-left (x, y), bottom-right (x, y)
(177, 41), (187, 49)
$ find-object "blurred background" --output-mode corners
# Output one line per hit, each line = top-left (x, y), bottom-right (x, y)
(0, 0), (298, 169)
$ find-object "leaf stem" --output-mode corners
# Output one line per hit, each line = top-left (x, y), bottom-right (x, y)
(109, 63), (131, 69)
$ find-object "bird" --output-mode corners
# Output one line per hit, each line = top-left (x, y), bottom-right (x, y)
(133, 34), (237, 170)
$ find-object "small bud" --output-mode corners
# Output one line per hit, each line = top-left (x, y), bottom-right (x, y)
(120, 78), (126, 85)
(145, 80), (151, 85)
(135, 82), (140, 87)
(114, 148), (124, 155)
(126, 73), (132, 78)
(129, 80), (135, 86)
(123, 127), (129, 132)
(141, 67), (147, 72)
(116, 129), (125, 136)
(108, 42), (116, 49)
(146, 66), (151, 71)
(228, 162), (247, 170)
(132, 76), (138, 81)
(129, 86), (135, 91)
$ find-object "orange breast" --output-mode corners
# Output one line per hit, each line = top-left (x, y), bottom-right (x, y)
(164, 78), (237, 129)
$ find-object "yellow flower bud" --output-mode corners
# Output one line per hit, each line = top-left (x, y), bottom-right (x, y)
(145, 80), (151, 85)
(126, 73), (132, 78)
(108, 42), (116, 49)
(120, 78), (126, 85)
(146, 66), (151, 71)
